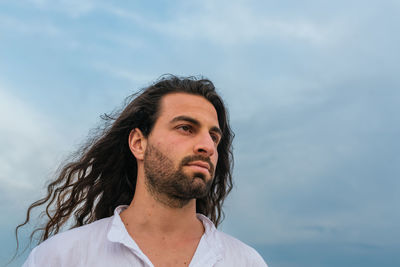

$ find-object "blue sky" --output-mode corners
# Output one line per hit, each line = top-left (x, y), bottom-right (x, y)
(1, 0), (399, 266)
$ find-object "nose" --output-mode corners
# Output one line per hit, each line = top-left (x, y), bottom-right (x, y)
(193, 131), (216, 157)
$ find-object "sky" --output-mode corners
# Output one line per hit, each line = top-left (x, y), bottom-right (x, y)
(1, 0), (399, 266)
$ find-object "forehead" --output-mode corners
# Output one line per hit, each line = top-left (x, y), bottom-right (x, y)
(157, 93), (219, 126)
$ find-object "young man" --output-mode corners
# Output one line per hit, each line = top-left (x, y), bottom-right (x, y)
(20, 76), (267, 266)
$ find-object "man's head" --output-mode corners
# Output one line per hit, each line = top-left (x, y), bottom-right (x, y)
(109, 75), (234, 222)
(117, 76), (233, 214)
(130, 92), (221, 208)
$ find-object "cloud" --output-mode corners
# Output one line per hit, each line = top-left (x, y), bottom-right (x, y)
(101, 1), (343, 46)
(0, 85), (66, 209)
(26, 0), (96, 18)
(91, 62), (157, 87)
(16, 0), (338, 46)
(222, 77), (400, 247)
(0, 14), (61, 37)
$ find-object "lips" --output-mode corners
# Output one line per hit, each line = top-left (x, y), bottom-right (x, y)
(186, 161), (210, 171)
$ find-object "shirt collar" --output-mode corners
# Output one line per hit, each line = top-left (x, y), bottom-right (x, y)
(192, 213), (224, 265)
(107, 205), (223, 264)
(107, 205), (142, 250)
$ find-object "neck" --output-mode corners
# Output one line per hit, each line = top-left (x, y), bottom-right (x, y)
(120, 171), (204, 238)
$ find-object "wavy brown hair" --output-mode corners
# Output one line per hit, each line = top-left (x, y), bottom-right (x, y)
(14, 75), (234, 255)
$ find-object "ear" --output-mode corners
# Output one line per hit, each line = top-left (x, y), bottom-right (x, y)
(128, 128), (147, 161)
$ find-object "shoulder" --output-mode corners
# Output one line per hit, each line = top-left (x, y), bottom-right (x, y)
(37, 216), (111, 251)
(196, 213), (267, 266)
(215, 230), (268, 267)
(23, 217), (113, 267)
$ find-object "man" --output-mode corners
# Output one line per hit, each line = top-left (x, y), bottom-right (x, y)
(20, 75), (267, 266)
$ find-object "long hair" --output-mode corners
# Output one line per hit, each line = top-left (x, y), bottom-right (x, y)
(15, 75), (234, 249)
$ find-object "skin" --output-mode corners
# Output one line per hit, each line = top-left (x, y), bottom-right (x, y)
(120, 93), (222, 267)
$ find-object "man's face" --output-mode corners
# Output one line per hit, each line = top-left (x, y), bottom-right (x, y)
(143, 93), (221, 207)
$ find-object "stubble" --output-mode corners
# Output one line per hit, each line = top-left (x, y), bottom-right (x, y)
(143, 144), (215, 208)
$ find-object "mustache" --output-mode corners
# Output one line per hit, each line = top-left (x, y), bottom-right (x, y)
(180, 155), (215, 175)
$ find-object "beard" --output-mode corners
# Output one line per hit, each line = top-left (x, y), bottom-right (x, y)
(143, 144), (215, 208)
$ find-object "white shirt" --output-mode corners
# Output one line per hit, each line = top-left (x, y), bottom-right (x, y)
(23, 206), (267, 267)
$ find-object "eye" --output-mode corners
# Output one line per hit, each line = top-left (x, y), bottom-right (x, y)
(210, 133), (221, 144)
(177, 124), (193, 133)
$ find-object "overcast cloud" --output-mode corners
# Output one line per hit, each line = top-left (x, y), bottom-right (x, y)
(1, 0), (399, 266)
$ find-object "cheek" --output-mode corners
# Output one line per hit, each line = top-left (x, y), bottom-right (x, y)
(212, 151), (218, 166)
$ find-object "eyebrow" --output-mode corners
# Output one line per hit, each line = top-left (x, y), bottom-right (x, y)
(170, 115), (222, 136)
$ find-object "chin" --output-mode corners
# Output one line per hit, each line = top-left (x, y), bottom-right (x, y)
(192, 172), (208, 182)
